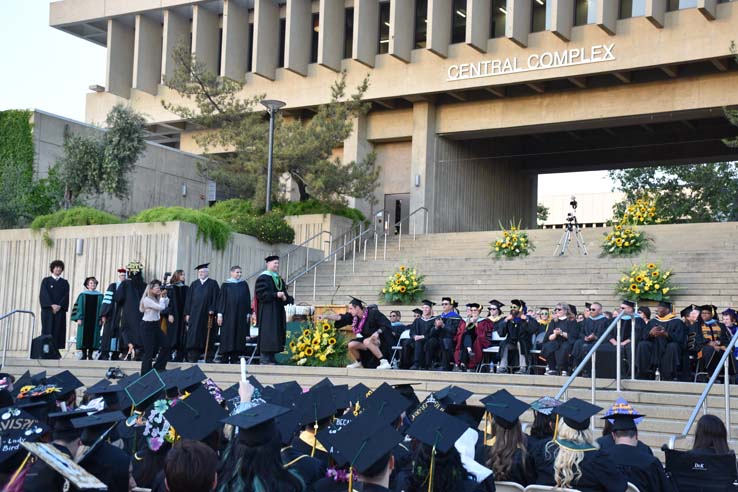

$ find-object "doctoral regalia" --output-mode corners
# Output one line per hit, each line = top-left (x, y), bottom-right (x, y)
(114, 274), (146, 350)
(603, 444), (675, 492)
(217, 279), (252, 354)
(184, 278), (220, 353)
(254, 271), (293, 354)
(70, 290), (103, 351)
(39, 275), (70, 351)
(695, 319), (735, 375)
(335, 308), (393, 368)
(636, 314), (686, 380)
(163, 282), (188, 361)
(100, 281), (122, 356)
(453, 317), (494, 369)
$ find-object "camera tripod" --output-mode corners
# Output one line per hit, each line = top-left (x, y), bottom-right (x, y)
(553, 216), (588, 256)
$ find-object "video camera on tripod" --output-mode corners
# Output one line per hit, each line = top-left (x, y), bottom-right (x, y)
(554, 195), (588, 256)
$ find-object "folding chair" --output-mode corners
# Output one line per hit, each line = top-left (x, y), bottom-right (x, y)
(664, 448), (738, 492)
(524, 485), (581, 492)
(245, 326), (260, 365)
(495, 481), (525, 492)
(477, 331), (505, 373)
(529, 331), (547, 375)
(390, 329), (409, 368)
(626, 482), (642, 492)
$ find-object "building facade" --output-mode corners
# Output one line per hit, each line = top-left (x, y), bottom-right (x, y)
(50, 0), (738, 232)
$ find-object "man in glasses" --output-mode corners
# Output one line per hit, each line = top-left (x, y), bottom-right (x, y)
(571, 302), (608, 372)
(497, 299), (539, 374)
(426, 297), (461, 371)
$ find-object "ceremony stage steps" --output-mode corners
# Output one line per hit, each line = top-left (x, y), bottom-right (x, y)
(4, 356), (738, 461)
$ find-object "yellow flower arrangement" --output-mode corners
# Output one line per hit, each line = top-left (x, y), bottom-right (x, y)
(381, 265), (425, 304)
(616, 261), (678, 301)
(618, 197), (659, 226)
(490, 219), (534, 259)
(283, 319), (348, 367)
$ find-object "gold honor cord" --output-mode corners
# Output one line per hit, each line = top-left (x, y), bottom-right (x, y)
(5, 451), (31, 489)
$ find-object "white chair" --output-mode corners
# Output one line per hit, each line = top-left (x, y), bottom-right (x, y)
(626, 482), (641, 492)
(477, 331), (506, 373)
(495, 481), (526, 492)
(390, 329), (410, 368)
(245, 325), (260, 365)
(524, 485), (582, 492)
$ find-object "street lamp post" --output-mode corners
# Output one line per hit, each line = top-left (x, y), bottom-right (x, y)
(260, 99), (286, 212)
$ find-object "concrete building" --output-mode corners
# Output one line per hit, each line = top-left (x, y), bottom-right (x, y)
(50, 0), (738, 232)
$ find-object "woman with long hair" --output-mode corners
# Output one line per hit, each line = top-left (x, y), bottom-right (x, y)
(484, 389), (535, 486)
(541, 303), (579, 376)
(692, 414), (730, 454)
(139, 279), (170, 374)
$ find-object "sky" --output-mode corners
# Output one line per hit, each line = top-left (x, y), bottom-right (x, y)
(0, 0), (614, 194)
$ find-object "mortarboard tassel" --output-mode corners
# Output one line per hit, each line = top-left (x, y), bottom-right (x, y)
(427, 444), (437, 492)
(311, 419), (319, 457)
(5, 452), (31, 489)
(483, 410), (489, 446)
(348, 466), (354, 492)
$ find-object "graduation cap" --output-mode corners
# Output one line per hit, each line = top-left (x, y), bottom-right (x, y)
(445, 404), (486, 429)
(15, 399), (52, 423)
(311, 377), (334, 391)
(47, 371), (83, 399)
(224, 403), (290, 446)
(393, 383), (420, 415)
(160, 368), (182, 392)
(348, 383), (371, 406)
(481, 389), (529, 430)
(85, 378), (112, 396)
(466, 303), (480, 310)
(360, 383), (410, 425)
(247, 375), (264, 391)
(11, 371), (31, 398)
(177, 365), (207, 393)
(680, 304), (698, 318)
(622, 300), (636, 309)
(272, 381), (303, 401)
(510, 300), (526, 311)
(331, 385), (350, 411)
(297, 386), (336, 427)
(124, 370), (166, 410)
(568, 304), (578, 316)
(434, 385), (472, 406)
(488, 300), (505, 309)
(406, 408), (469, 454)
(348, 296), (364, 308)
(72, 410), (126, 430)
(529, 396), (563, 416)
(0, 373), (14, 392)
(603, 397), (645, 426)
(421, 299), (436, 307)
(329, 421), (403, 477)
(31, 372), (47, 385)
(0, 407), (47, 464)
(584, 302), (592, 309)
(164, 386), (228, 441)
(412, 308), (423, 315)
(700, 305), (718, 318)
(552, 398), (602, 431)
(48, 408), (92, 439)
(657, 300), (672, 310)
(117, 267), (127, 273)
(221, 383), (241, 412)
(604, 413), (645, 432)
(265, 255), (280, 263)
(0, 390), (13, 410)
(194, 262), (210, 271)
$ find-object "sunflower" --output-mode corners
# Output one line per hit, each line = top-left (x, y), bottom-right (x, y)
(328, 338), (336, 345)
(303, 329), (311, 337)
(400, 265), (406, 272)
(399, 285), (406, 293)
(305, 347), (314, 356)
(629, 284), (638, 292)
(615, 238), (623, 246)
(289, 341), (296, 349)
(312, 338), (320, 345)
(647, 263), (656, 269)
(635, 275), (644, 283)
(323, 324), (332, 332)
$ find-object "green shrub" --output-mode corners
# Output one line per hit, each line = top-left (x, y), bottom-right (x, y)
(203, 198), (257, 220)
(204, 199), (295, 244)
(31, 206), (121, 230)
(275, 199), (366, 223)
(128, 206), (232, 251)
(251, 212), (295, 244)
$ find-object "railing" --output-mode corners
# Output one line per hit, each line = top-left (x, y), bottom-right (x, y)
(0, 310), (36, 365)
(376, 206), (429, 260)
(556, 310), (627, 406)
(666, 328), (738, 449)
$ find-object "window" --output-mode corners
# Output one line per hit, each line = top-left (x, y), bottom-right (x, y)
(491, 0), (506, 38)
(414, 0), (428, 48)
(344, 8), (353, 59)
(574, 0), (589, 25)
(378, 2), (390, 53)
(451, 0), (466, 43)
(217, 27), (223, 74)
(668, 0), (698, 9)
(531, 0), (546, 32)
(247, 23), (253, 72)
(278, 18), (286, 67)
(310, 13), (319, 63)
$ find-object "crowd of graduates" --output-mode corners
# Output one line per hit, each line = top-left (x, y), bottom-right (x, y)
(0, 365), (734, 492)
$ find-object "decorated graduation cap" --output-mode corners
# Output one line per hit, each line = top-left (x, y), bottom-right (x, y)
(603, 397), (645, 425)
(604, 412), (645, 432)
(348, 296), (365, 308)
(164, 386), (228, 441)
(421, 299), (436, 307)
(264, 255), (280, 263)
(0, 407), (47, 464)
(125, 369), (166, 410)
(47, 370), (83, 399)
(224, 402), (290, 446)
(434, 385), (472, 406)
(126, 260), (143, 273)
(481, 389), (529, 430)
(553, 398), (602, 431)
(194, 262), (210, 271)
(488, 300), (505, 309)
(529, 396), (563, 416)
(348, 382), (371, 406)
(329, 419), (402, 486)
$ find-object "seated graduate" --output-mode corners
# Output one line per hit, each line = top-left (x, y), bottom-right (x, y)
(600, 412), (674, 492)
(454, 303), (494, 372)
(532, 398), (628, 492)
(690, 414), (731, 455)
(695, 304), (736, 376)
(164, 440), (218, 492)
(481, 389), (536, 487)
(321, 297), (393, 369)
(0, 403), (48, 490)
(570, 302), (609, 371)
(72, 410), (131, 492)
(526, 397), (560, 452)
(406, 300), (437, 370)
(596, 398), (652, 456)
(281, 385), (337, 470)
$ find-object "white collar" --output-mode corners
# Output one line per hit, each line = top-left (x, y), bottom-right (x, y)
(199, 277), (209, 284)
(51, 275), (61, 280)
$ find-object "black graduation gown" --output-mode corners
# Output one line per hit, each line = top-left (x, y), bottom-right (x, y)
(79, 441), (131, 492)
(488, 447), (537, 486)
(403, 316), (435, 368)
(572, 315), (609, 366)
(596, 434), (653, 456)
(637, 315), (686, 380)
(100, 282), (121, 353)
(22, 443), (74, 492)
(255, 272), (293, 354)
(335, 309), (393, 368)
(498, 316), (540, 362)
(39, 276), (70, 351)
(217, 281), (252, 353)
(603, 444), (675, 492)
(541, 318), (579, 371)
(114, 276), (146, 348)
(695, 321), (735, 375)
(163, 283), (188, 354)
(184, 278), (220, 351)
(281, 443), (326, 490)
(282, 433), (331, 471)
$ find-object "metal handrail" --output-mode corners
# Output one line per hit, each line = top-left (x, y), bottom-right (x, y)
(380, 206), (430, 259)
(667, 328), (738, 449)
(0, 310), (36, 366)
(556, 310), (627, 405)
(244, 229), (332, 283)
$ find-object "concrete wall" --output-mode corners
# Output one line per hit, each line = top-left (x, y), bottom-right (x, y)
(284, 213), (355, 255)
(373, 141), (412, 207)
(30, 110), (209, 218)
(0, 221), (321, 356)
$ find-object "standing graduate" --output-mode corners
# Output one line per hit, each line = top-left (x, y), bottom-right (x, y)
(71, 276), (103, 360)
(114, 260), (146, 360)
(255, 256), (293, 365)
(39, 259), (70, 352)
(164, 269), (189, 362)
(185, 263), (220, 362)
(635, 301), (686, 380)
(217, 265), (252, 364)
(99, 268), (127, 361)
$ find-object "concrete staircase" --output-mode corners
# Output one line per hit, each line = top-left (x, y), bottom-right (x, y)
(292, 222), (738, 318)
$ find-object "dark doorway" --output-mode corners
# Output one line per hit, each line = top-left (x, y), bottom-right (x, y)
(384, 193), (410, 235)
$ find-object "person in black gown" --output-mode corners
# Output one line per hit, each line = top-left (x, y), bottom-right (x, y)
(542, 303), (579, 376)
(217, 265), (252, 364)
(406, 300), (436, 370)
(99, 268), (127, 360)
(163, 269), (188, 362)
(73, 411), (132, 492)
(254, 256), (293, 365)
(184, 263), (220, 363)
(636, 301), (687, 380)
(39, 259), (70, 353)
(114, 261), (146, 360)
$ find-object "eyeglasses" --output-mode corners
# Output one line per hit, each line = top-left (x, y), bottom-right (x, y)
(554, 308), (564, 312)
(441, 302), (450, 305)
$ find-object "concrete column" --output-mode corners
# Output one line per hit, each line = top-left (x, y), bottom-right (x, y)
(133, 15), (162, 95)
(697, 0), (718, 20)
(549, 0), (574, 41)
(318, 0), (345, 71)
(221, 0), (249, 80)
(162, 10), (189, 83)
(507, 0), (531, 48)
(285, 0), (311, 76)
(466, 0), (491, 53)
(343, 115), (374, 218)
(428, 0), (452, 58)
(192, 5), (219, 73)
(593, 0), (618, 34)
(353, 0), (379, 67)
(253, 0), (281, 79)
(106, 19), (134, 98)
(410, 101), (436, 234)
(389, 0), (413, 63)
(645, 0), (667, 27)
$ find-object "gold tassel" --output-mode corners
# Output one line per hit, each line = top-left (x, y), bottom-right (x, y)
(348, 465), (354, 492)
(427, 444), (437, 492)
(484, 411), (489, 446)
(311, 421), (318, 457)
(5, 451), (31, 489)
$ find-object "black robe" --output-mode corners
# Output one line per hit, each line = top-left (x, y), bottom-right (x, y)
(541, 318), (579, 371)
(636, 315), (686, 380)
(114, 275), (146, 349)
(255, 272), (293, 354)
(695, 320), (735, 375)
(79, 441), (132, 492)
(335, 309), (393, 368)
(39, 276), (70, 351)
(100, 282), (122, 353)
(184, 278), (220, 351)
(403, 316), (435, 368)
(217, 280), (252, 353)
(488, 447), (537, 486)
(596, 434), (653, 456)
(163, 283), (188, 353)
(603, 443), (675, 492)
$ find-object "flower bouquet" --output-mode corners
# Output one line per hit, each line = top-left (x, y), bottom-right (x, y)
(601, 223), (648, 256)
(490, 219), (534, 259)
(616, 261), (677, 302)
(380, 265), (425, 304)
(283, 319), (349, 366)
